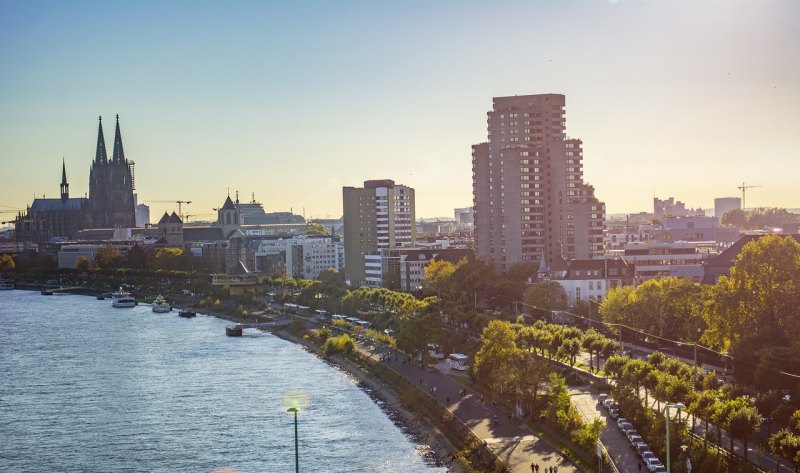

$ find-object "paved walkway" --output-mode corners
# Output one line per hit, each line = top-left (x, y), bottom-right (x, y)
(358, 342), (583, 473)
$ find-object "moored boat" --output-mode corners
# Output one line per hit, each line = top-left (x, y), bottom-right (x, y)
(178, 308), (196, 318)
(0, 279), (14, 290)
(152, 295), (171, 313)
(111, 287), (136, 308)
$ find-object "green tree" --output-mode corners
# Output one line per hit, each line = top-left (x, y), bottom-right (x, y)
(703, 235), (800, 387)
(599, 285), (635, 329)
(395, 312), (440, 360)
(728, 404), (762, 461)
(153, 247), (186, 271)
(473, 320), (522, 396)
(75, 256), (89, 273)
(581, 329), (606, 372)
(523, 281), (568, 312)
(0, 254), (15, 274)
(305, 222), (330, 235)
(450, 257), (495, 306)
(721, 208), (748, 228)
(95, 246), (122, 270)
(125, 245), (148, 269)
(557, 337), (582, 367)
(423, 258), (456, 296)
(602, 278), (705, 340)
(769, 428), (800, 473)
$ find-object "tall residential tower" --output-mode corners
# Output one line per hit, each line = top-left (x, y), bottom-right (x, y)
(343, 179), (415, 287)
(472, 94), (604, 272)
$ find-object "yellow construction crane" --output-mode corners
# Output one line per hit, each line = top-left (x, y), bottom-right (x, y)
(738, 182), (760, 210)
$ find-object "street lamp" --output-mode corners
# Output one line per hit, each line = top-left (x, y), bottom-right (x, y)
(287, 407), (299, 473)
(665, 402), (686, 473)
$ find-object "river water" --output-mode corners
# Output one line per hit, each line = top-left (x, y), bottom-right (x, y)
(0, 290), (446, 472)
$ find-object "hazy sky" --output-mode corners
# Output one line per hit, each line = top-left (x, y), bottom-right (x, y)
(0, 0), (797, 222)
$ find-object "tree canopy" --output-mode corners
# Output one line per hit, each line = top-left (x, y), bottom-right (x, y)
(523, 280), (568, 311)
(601, 276), (705, 339)
(703, 235), (800, 351)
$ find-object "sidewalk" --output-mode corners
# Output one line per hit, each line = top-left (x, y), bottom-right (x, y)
(357, 342), (583, 473)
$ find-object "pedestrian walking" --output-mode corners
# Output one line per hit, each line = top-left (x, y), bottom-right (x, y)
(530, 462), (535, 473)
(638, 463), (642, 472)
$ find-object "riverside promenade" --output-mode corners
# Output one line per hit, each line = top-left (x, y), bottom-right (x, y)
(355, 342), (583, 473)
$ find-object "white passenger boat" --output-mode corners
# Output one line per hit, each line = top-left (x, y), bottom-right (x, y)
(111, 287), (136, 308)
(151, 295), (171, 313)
(0, 279), (14, 290)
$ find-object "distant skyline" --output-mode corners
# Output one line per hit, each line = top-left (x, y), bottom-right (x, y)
(1, 0), (798, 221)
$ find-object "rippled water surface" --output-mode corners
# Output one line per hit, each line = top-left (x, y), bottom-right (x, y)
(0, 291), (444, 472)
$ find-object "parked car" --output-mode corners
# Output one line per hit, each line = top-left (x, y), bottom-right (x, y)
(616, 417), (629, 429)
(606, 401), (619, 411)
(608, 408), (620, 419)
(652, 466), (667, 473)
(641, 451), (657, 463)
(628, 433), (643, 445)
(631, 440), (650, 457)
(634, 443), (651, 458)
(618, 421), (635, 435)
(645, 458), (664, 472)
(598, 393), (609, 404)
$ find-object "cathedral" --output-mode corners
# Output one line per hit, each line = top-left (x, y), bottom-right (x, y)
(16, 116), (137, 244)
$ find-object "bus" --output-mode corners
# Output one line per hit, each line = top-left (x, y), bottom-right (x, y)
(447, 353), (469, 371)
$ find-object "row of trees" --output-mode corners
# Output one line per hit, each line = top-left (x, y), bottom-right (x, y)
(722, 207), (800, 230)
(471, 320), (603, 453)
(599, 235), (800, 393)
(424, 257), (538, 312)
(605, 351), (774, 466)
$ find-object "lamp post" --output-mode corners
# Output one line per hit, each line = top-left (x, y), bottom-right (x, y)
(665, 402), (686, 473)
(287, 407), (299, 473)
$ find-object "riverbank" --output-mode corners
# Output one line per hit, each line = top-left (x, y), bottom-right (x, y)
(272, 329), (470, 473)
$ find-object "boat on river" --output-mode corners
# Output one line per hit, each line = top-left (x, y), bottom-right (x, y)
(0, 279), (14, 290)
(152, 295), (171, 313)
(178, 308), (196, 318)
(111, 287), (136, 308)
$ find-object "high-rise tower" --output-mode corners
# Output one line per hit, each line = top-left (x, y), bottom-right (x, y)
(88, 115), (136, 228)
(472, 94), (605, 272)
(343, 179), (415, 287)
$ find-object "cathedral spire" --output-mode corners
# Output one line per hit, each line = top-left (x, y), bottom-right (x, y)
(60, 157), (69, 201)
(95, 116), (108, 163)
(112, 114), (126, 162)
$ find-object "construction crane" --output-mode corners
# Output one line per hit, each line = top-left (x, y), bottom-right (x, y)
(1, 218), (20, 252)
(738, 182), (760, 210)
(183, 214), (214, 223)
(144, 200), (192, 222)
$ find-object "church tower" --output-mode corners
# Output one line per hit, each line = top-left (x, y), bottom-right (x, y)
(217, 194), (242, 238)
(60, 158), (69, 202)
(89, 115), (136, 228)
